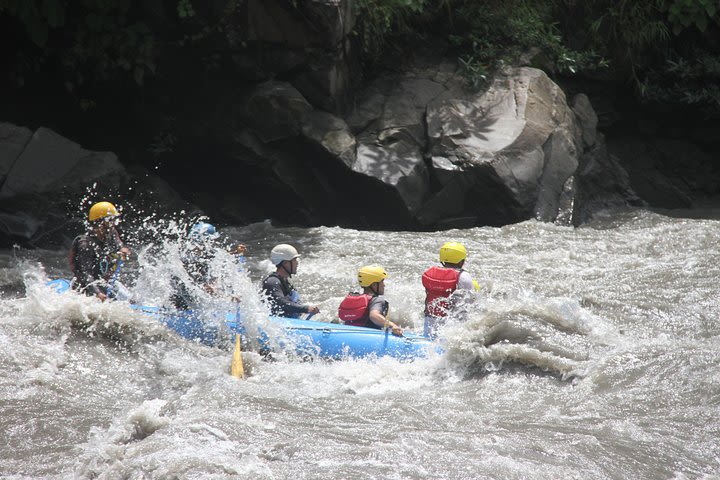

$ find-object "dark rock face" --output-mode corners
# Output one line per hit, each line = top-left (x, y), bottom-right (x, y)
(230, 0), (356, 113)
(606, 135), (718, 209)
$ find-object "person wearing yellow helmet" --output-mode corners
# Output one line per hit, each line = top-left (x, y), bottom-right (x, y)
(421, 241), (476, 339)
(338, 265), (403, 336)
(69, 201), (131, 301)
(262, 244), (319, 318)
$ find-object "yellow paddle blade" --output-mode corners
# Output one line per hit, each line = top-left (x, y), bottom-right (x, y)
(472, 279), (480, 291)
(231, 334), (245, 379)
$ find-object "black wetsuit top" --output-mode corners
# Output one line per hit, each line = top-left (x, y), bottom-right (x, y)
(261, 272), (308, 318)
(69, 228), (124, 296)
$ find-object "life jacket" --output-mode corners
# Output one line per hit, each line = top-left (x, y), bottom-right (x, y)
(422, 266), (461, 317)
(338, 293), (373, 327)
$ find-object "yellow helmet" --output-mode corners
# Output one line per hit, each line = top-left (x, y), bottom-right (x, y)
(439, 242), (467, 264)
(88, 201), (119, 222)
(358, 265), (388, 287)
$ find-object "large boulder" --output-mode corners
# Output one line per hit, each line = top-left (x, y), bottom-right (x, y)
(419, 67), (584, 225)
(223, 65), (639, 229)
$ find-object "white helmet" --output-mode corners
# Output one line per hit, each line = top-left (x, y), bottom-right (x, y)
(271, 244), (300, 265)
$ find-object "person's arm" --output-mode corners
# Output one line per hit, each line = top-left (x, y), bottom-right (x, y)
(110, 227), (131, 259)
(368, 298), (402, 336)
(456, 271), (475, 290)
(263, 276), (311, 317)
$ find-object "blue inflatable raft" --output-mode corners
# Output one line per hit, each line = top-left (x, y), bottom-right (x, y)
(48, 279), (438, 360)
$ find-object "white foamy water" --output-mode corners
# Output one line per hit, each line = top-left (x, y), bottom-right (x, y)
(1, 208), (720, 478)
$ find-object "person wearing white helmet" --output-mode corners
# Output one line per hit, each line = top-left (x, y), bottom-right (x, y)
(261, 244), (319, 318)
(69, 201), (131, 301)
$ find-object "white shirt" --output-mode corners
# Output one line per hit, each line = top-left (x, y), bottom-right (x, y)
(457, 271), (474, 290)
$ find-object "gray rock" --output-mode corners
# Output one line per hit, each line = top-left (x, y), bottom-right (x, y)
(0, 211), (41, 241)
(0, 127), (125, 198)
(536, 130), (579, 221)
(302, 110), (356, 168)
(354, 133), (429, 213)
(346, 92), (385, 133)
(572, 94), (598, 148)
(425, 67), (582, 223)
(292, 56), (352, 113)
(0, 123), (32, 182)
(241, 81), (313, 143)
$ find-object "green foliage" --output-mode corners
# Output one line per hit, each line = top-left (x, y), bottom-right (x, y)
(353, 0), (429, 61)
(581, 0), (720, 107)
(450, 1), (604, 86)
(177, 0), (195, 19)
(354, 0), (604, 88)
(664, 0), (718, 33)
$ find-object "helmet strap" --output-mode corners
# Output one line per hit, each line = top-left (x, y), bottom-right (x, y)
(280, 261), (293, 277)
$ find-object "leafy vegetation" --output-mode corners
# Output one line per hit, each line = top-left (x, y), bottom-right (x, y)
(354, 0), (606, 86)
(353, 0), (720, 108)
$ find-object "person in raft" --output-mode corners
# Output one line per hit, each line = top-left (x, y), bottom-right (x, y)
(338, 265), (403, 337)
(421, 241), (478, 339)
(171, 222), (220, 310)
(261, 244), (319, 318)
(69, 201), (132, 301)
(171, 221), (248, 311)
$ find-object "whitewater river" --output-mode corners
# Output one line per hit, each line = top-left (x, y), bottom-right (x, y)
(1, 208), (719, 479)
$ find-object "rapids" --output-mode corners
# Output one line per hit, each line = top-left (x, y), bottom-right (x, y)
(1, 208), (719, 478)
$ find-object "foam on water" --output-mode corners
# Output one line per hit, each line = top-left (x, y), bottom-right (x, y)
(2, 209), (720, 478)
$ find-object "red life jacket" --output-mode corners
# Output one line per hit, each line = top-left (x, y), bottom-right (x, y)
(422, 266), (460, 317)
(338, 293), (372, 327)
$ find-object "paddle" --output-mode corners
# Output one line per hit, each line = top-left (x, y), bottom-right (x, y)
(106, 258), (124, 299)
(231, 333), (245, 379)
(230, 307), (244, 379)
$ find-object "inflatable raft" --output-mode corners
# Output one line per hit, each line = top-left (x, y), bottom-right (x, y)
(48, 279), (438, 360)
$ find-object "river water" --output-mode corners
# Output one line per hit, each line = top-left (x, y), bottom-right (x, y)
(1, 208), (719, 479)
